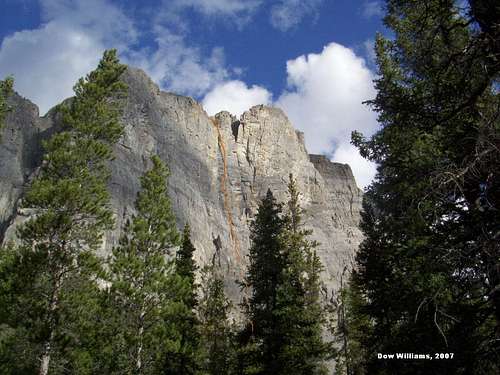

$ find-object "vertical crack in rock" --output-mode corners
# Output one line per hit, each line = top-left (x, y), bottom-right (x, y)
(210, 117), (244, 271)
(211, 117), (252, 310)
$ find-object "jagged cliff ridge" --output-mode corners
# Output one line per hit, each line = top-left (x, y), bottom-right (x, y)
(0, 67), (363, 301)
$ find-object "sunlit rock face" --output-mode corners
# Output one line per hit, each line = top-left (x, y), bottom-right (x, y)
(0, 67), (363, 303)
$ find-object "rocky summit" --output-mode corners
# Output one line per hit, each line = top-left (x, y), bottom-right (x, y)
(0, 67), (363, 303)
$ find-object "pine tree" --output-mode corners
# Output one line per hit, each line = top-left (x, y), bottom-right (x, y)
(241, 188), (286, 375)
(164, 224), (200, 375)
(0, 76), (13, 139)
(350, 0), (500, 373)
(240, 181), (329, 375)
(177, 224), (198, 310)
(0, 50), (126, 375)
(276, 175), (330, 375)
(198, 264), (234, 375)
(107, 155), (188, 374)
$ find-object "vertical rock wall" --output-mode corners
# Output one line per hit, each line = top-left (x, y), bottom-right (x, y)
(0, 67), (364, 303)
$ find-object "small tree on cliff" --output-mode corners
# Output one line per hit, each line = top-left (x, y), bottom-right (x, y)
(108, 155), (189, 374)
(0, 50), (126, 375)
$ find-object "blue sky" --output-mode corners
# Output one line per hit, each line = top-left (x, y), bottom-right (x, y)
(0, 0), (387, 188)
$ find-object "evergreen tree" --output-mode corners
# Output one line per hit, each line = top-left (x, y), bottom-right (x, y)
(0, 50), (126, 375)
(0, 76), (13, 138)
(198, 264), (234, 375)
(240, 180), (329, 375)
(177, 224), (198, 310)
(164, 224), (200, 375)
(351, 0), (500, 373)
(0, 244), (41, 374)
(276, 175), (330, 375)
(240, 188), (286, 375)
(107, 155), (187, 374)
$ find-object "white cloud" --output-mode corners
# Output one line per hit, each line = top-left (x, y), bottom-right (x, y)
(276, 43), (378, 188)
(202, 80), (272, 116)
(361, 1), (383, 19)
(270, 0), (324, 31)
(156, 0), (262, 31)
(0, 0), (136, 115)
(0, 23), (102, 115)
(134, 0), (257, 97)
(131, 27), (230, 97)
(40, 0), (137, 45)
(0, 0), (235, 113)
(172, 0), (262, 18)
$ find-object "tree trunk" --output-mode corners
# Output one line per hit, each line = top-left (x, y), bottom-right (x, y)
(39, 278), (60, 375)
(39, 329), (55, 375)
(135, 308), (145, 374)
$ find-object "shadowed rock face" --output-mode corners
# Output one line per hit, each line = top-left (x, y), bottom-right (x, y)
(0, 67), (363, 303)
(0, 92), (55, 241)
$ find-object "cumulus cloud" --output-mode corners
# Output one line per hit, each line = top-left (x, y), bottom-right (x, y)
(361, 0), (383, 19)
(202, 80), (272, 116)
(276, 43), (378, 188)
(0, 0), (136, 114)
(270, 0), (324, 31)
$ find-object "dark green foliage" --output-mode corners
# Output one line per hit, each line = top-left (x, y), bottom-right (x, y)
(240, 188), (286, 374)
(177, 224), (198, 309)
(198, 265), (235, 375)
(0, 76), (13, 139)
(0, 49), (126, 374)
(107, 155), (188, 374)
(164, 224), (200, 375)
(276, 175), (330, 375)
(240, 178), (329, 375)
(21, 49), (126, 249)
(350, 1), (500, 373)
(0, 245), (42, 374)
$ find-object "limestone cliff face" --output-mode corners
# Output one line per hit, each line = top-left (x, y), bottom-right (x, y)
(0, 67), (363, 302)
